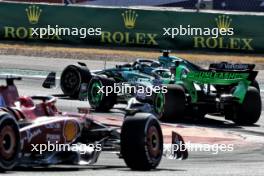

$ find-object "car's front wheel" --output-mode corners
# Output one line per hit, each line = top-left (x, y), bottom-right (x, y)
(157, 85), (186, 121)
(87, 76), (117, 112)
(121, 113), (163, 170)
(0, 112), (20, 172)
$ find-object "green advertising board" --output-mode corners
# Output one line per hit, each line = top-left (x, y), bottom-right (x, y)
(0, 2), (264, 53)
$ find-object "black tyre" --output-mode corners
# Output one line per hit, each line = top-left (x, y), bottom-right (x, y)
(251, 80), (260, 92)
(232, 87), (262, 125)
(156, 85), (185, 121)
(60, 65), (92, 98)
(87, 76), (117, 112)
(189, 108), (206, 120)
(121, 113), (163, 170)
(0, 112), (20, 171)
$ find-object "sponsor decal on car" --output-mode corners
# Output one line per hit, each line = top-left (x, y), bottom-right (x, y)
(189, 71), (249, 80)
(22, 129), (42, 143)
(46, 134), (61, 143)
(45, 123), (61, 129)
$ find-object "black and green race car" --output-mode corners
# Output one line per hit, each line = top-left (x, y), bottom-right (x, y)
(43, 51), (262, 125)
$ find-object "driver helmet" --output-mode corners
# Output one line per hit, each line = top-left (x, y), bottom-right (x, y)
(170, 66), (176, 75)
(151, 61), (161, 68)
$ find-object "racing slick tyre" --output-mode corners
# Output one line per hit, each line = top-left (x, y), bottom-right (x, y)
(232, 87), (262, 125)
(121, 113), (163, 170)
(251, 80), (260, 92)
(157, 84), (186, 121)
(60, 65), (92, 99)
(87, 76), (117, 112)
(0, 112), (20, 172)
(189, 108), (206, 120)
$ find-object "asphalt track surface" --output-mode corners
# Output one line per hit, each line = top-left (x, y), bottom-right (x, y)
(0, 55), (264, 176)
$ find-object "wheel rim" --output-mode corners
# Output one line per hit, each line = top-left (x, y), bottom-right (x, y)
(154, 93), (165, 116)
(89, 80), (103, 107)
(0, 126), (17, 160)
(61, 69), (80, 92)
(146, 126), (161, 158)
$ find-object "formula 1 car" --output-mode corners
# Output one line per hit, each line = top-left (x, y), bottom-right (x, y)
(0, 76), (188, 172)
(43, 51), (261, 125)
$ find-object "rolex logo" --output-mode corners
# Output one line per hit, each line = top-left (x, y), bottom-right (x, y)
(25, 5), (42, 24)
(122, 10), (138, 29)
(215, 15), (232, 30)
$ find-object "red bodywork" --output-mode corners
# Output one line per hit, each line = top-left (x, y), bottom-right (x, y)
(0, 77), (188, 171)
(0, 79), (87, 154)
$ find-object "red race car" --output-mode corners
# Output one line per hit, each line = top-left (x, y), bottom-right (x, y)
(0, 76), (187, 172)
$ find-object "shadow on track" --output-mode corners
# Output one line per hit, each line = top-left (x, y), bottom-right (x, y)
(174, 116), (260, 129)
(52, 94), (77, 100)
(90, 107), (258, 129)
(9, 165), (185, 173)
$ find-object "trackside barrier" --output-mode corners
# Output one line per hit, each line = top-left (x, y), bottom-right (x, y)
(0, 2), (264, 53)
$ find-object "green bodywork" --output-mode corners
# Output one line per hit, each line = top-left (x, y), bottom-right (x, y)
(89, 80), (104, 106)
(154, 92), (165, 115)
(185, 71), (250, 103)
(91, 54), (255, 106)
(158, 55), (253, 104)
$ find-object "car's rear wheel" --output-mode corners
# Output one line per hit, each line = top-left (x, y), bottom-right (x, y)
(157, 85), (186, 121)
(0, 112), (20, 172)
(60, 65), (92, 99)
(121, 113), (163, 170)
(231, 87), (262, 125)
(251, 80), (260, 92)
(87, 76), (117, 111)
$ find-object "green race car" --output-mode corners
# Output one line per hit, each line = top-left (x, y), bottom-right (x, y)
(44, 51), (261, 125)
(157, 52), (261, 124)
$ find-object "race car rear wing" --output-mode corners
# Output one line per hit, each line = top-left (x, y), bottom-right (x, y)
(209, 62), (255, 71)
